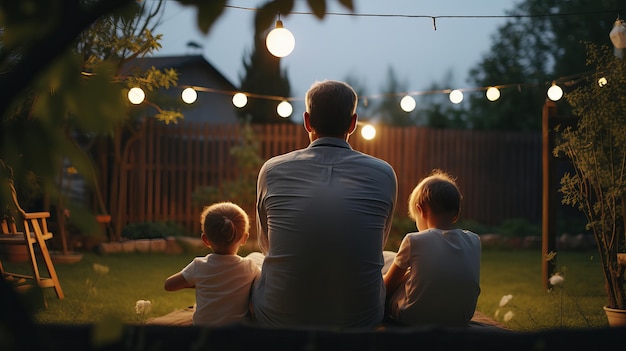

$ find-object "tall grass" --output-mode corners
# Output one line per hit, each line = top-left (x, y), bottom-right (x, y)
(4, 248), (609, 330)
(478, 249), (608, 330)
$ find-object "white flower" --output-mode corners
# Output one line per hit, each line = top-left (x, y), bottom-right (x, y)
(549, 273), (565, 286)
(499, 294), (513, 307)
(135, 300), (152, 315)
(503, 310), (515, 322)
(93, 263), (110, 275)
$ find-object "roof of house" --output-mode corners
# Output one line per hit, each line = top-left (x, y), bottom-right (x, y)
(124, 55), (237, 90)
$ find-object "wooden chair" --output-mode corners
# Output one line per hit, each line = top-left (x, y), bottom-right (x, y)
(0, 164), (64, 305)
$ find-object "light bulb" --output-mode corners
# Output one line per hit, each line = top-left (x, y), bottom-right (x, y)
(266, 20), (295, 57)
(361, 124), (376, 140)
(277, 101), (293, 118)
(547, 84), (563, 101)
(449, 89), (463, 104)
(128, 87), (145, 105)
(609, 19), (626, 49)
(400, 95), (416, 112)
(598, 77), (608, 87)
(232, 93), (247, 108)
(181, 87), (197, 104)
(486, 87), (500, 101)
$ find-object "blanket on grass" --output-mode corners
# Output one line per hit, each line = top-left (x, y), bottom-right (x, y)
(146, 306), (509, 331)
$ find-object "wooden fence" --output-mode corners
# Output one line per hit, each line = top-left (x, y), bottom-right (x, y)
(108, 121), (544, 236)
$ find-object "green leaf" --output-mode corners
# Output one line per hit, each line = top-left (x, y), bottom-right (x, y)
(307, 0), (326, 19)
(177, 0), (227, 34)
(254, 0), (295, 34)
(337, 0), (354, 11)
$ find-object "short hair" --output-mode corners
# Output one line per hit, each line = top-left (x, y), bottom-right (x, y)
(201, 202), (249, 247)
(408, 169), (462, 221)
(305, 80), (358, 137)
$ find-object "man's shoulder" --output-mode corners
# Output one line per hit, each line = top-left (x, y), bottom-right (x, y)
(347, 152), (396, 178)
(261, 148), (305, 168)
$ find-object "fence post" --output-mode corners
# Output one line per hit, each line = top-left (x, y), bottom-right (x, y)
(542, 100), (557, 290)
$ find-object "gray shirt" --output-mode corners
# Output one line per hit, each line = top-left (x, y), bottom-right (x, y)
(390, 228), (481, 327)
(252, 137), (398, 328)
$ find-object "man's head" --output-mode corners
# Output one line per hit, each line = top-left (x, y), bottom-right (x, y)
(303, 80), (358, 140)
(408, 169), (462, 224)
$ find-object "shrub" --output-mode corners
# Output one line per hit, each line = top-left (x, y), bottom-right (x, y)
(121, 221), (187, 240)
(498, 218), (541, 238)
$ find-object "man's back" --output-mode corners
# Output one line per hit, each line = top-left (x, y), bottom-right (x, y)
(253, 137), (397, 328)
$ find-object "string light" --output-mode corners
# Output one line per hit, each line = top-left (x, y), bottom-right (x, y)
(276, 100), (293, 117)
(158, 69), (596, 117)
(400, 95), (416, 112)
(181, 87), (197, 104)
(547, 83), (563, 101)
(360, 124), (376, 140)
(232, 92), (248, 108)
(485, 87), (500, 101)
(225, 5), (626, 23)
(128, 87), (145, 104)
(598, 77), (608, 87)
(449, 89), (463, 104)
(266, 15), (295, 58)
(609, 18), (626, 49)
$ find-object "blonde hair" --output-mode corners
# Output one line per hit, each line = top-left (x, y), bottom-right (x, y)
(408, 169), (462, 221)
(201, 202), (249, 247)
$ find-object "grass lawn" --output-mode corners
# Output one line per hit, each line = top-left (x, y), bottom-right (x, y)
(3, 248), (610, 331)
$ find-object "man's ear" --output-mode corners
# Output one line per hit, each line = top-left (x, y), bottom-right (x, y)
(347, 113), (358, 134)
(303, 112), (312, 132)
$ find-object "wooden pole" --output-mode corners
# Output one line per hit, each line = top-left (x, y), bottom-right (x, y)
(542, 100), (557, 290)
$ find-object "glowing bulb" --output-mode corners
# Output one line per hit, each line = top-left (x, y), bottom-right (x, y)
(128, 87), (145, 105)
(277, 101), (293, 118)
(181, 87), (197, 104)
(598, 77), (608, 87)
(232, 93), (247, 108)
(486, 87), (500, 101)
(361, 124), (376, 140)
(609, 19), (626, 49)
(400, 95), (416, 112)
(266, 20), (295, 57)
(547, 84), (563, 101)
(449, 89), (463, 104)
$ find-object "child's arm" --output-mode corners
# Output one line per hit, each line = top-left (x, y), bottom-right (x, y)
(164, 272), (194, 291)
(383, 263), (407, 298)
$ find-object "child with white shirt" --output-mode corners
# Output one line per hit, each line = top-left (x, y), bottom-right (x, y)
(164, 202), (260, 326)
(383, 170), (481, 327)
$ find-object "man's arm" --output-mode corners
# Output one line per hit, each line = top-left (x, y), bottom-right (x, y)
(256, 164), (270, 254)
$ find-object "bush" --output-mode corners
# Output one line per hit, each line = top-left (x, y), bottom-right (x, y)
(121, 221), (188, 240)
(497, 218), (541, 238)
(456, 219), (492, 235)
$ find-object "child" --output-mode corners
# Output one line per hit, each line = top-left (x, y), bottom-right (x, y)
(164, 202), (260, 326)
(383, 170), (481, 327)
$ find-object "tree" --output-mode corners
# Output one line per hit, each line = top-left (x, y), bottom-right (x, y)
(466, 0), (624, 131)
(0, 0), (356, 228)
(372, 67), (415, 127)
(418, 70), (469, 129)
(237, 30), (291, 124)
(554, 43), (626, 310)
(1, 0), (181, 240)
(343, 73), (375, 121)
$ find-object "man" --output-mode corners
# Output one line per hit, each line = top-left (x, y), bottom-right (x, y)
(251, 80), (398, 329)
